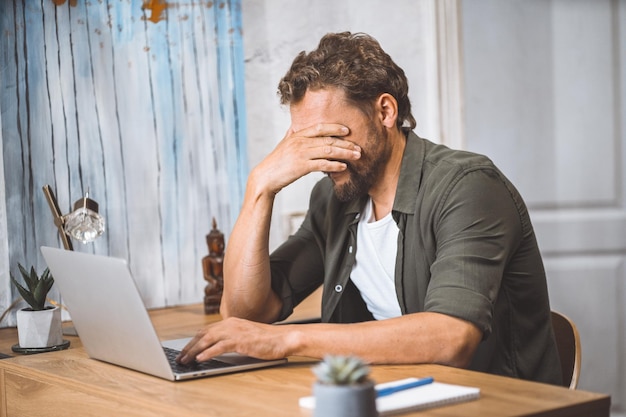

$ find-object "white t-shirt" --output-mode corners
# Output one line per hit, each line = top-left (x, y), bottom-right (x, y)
(350, 198), (402, 320)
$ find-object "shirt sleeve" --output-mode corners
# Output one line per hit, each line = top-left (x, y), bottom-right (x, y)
(269, 183), (328, 321)
(424, 167), (524, 337)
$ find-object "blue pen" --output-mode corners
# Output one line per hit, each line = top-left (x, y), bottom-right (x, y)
(376, 377), (435, 397)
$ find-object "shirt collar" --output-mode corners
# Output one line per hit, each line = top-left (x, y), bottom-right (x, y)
(392, 130), (424, 215)
(343, 130), (424, 220)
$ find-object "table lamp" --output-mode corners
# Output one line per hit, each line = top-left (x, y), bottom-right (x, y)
(41, 185), (105, 337)
(42, 185), (105, 250)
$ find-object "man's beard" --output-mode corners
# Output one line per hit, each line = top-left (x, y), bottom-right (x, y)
(332, 123), (390, 202)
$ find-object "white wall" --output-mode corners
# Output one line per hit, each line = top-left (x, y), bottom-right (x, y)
(241, 0), (442, 250)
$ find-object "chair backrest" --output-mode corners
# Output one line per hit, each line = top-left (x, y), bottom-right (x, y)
(551, 310), (581, 389)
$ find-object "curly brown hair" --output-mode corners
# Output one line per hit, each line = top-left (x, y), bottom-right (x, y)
(277, 32), (416, 130)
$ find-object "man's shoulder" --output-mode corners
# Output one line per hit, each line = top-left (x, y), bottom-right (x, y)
(402, 132), (499, 186)
(414, 135), (495, 172)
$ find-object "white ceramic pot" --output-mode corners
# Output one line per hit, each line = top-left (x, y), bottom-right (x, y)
(313, 380), (379, 417)
(16, 306), (63, 348)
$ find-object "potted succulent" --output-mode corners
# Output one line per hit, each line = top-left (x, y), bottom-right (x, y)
(10, 264), (63, 349)
(312, 355), (379, 417)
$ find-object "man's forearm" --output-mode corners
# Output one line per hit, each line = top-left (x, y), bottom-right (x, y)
(220, 123), (360, 322)
(180, 311), (482, 367)
(284, 312), (482, 368)
(221, 174), (282, 323)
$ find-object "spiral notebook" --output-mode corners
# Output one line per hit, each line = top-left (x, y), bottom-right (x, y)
(299, 378), (480, 415)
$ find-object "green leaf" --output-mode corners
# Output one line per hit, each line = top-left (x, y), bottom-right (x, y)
(313, 355), (370, 385)
(10, 265), (54, 311)
(18, 264), (36, 293)
(10, 274), (36, 307)
(29, 266), (39, 287)
(32, 284), (49, 310)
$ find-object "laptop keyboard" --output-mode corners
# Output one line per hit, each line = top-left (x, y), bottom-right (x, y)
(163, 346), (234, 373)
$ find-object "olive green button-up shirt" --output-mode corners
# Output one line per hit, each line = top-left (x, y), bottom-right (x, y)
(270, 131), (562, 385)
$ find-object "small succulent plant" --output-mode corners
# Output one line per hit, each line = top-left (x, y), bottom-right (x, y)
(10, 264), (54, 311)
(313, 355), (371, 385)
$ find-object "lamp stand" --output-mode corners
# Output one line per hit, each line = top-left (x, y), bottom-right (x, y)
(42, 185), (73, 251)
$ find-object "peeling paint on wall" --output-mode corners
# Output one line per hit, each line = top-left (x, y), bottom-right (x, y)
(142, 0), (168, 23)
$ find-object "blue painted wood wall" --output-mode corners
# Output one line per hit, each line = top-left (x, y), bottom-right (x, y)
(0, 0), (248, 324)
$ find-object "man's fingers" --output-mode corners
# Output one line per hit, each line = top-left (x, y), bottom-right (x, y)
(245, 122), (358, 197)
(177, 330), (217, 363)
(309, 159), (347, 174)
(321, 143), (361, 158)
(283, 123), (360, 167)
(195, 340), (231, 362)
(291, 123), (349, 139)
(176, 318), (288, 364)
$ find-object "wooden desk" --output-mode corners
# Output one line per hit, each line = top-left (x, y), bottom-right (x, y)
(0, 301), (610, 417)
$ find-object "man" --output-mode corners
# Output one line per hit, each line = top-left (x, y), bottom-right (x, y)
(178, 32), (562, 384)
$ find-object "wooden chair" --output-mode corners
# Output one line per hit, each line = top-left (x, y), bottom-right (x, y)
(551, 310), (582, 389)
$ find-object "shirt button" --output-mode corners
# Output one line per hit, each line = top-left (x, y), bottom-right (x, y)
(348, 246), (353, 254)
(334, 284), (343, 293)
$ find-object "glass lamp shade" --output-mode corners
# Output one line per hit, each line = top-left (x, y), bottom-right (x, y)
(63, 197), (105, 244)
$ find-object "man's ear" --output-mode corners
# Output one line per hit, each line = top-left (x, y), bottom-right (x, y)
(376, 93), (398, 129)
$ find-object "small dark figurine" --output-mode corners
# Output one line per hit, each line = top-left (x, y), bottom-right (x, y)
(202, 217), (225, 314)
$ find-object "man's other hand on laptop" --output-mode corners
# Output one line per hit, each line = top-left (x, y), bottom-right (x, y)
(176, 317), (294, 364)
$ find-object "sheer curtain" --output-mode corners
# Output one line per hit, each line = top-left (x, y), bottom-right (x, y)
(0, 0), (248, 325)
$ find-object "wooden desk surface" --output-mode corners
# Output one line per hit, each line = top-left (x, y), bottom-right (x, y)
(0, 296), (610, 417)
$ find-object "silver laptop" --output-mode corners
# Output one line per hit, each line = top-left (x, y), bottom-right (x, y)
(41, 246), (287, 381)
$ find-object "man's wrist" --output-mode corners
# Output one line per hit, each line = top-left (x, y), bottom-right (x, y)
(246, 167), (280, 202)
(283, 326), (306, 357)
